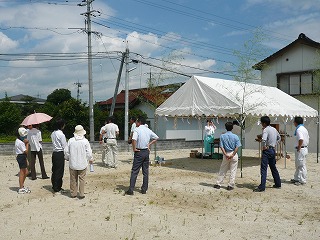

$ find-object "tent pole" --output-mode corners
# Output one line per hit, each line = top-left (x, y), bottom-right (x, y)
(154, 114), (157, 161)
(201, 117), (204, 159)
(317, 95), (319, 163)
(240, 115), (243, 178)
(284, 121), (287, 169)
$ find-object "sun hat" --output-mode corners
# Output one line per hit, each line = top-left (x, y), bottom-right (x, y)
(18, 127), (28, 137)
(74, 125), (86, 136)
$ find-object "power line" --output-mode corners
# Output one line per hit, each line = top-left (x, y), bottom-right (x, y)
(129, 0), (295, 42)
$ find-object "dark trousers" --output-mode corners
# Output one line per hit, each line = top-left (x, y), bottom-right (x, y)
(129, 149), (150, 192)
(51, 151), (65, 192)
(30, 149), (48, 179)
(259, 148), (281, 190)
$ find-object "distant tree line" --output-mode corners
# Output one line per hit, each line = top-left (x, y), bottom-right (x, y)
(0, 88), (146, 141)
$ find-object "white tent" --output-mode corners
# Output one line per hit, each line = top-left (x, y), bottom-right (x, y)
(155, 76), (318, 118)
(155, 75), (318, 174)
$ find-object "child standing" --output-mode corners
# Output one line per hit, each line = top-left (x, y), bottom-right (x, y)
(15, 127), (31, 194)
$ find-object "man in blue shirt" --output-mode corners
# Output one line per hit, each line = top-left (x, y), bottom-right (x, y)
(214, 122), (241, 190)
(125, 116), (159, 195)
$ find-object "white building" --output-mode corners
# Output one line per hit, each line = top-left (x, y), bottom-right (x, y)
(253, 33), (320, 153)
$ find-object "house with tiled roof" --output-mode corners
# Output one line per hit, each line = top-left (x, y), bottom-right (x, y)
(0, 94), (46, 104)
(253, 33), (320, 153)
(97, 83), (184, 131)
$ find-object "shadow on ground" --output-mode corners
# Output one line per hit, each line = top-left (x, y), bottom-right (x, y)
(159, 156), (260, 174)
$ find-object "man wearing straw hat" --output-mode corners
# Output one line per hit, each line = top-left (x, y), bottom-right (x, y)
(64, 125), (93, 199)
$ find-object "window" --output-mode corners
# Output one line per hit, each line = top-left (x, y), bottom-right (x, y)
(277, 72), (316, 95)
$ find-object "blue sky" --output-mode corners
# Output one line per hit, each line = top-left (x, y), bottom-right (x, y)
(0, 0), (319, 102)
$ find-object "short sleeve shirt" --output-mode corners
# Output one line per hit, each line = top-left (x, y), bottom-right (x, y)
(15, 139), (26, 155)
(219, 131), (241, 153)
(103, 123), (119, 139)
(27, 128), (42, 151)
(132, 125), (159, 149)
(295, 126), (309, 147)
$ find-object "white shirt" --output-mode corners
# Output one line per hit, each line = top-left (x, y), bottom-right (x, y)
(130, 122), (137, 133)
(295, 125), (309, 147)
(132, 125), (159, 149)
(64, 135), (93, 170)
(27, 128), (42, 151)
(15, 139), (26, 155)
(103, 123), (119, 139)
(51, 130), (67, 152)
(262, 126), (280, 148)
(204, 125), (215, 137)
(99, 126), (107, 139)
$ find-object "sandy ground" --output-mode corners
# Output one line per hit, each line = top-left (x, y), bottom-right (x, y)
(0, 148), (320, 240)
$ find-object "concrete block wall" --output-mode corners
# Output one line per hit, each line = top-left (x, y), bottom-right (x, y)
(0, 139), (203, 156)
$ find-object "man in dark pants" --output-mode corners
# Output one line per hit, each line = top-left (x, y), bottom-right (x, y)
(27, 124), (49, 180)
(51, 119), (67, 194)
(126, 116), (158, 195)
(254, 116), (281, 192)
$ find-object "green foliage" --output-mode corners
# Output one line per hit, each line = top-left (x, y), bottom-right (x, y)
(233, 29), (269, 84)
(94, 104), (108, 140)
(57, 98), (89, 139)
(46, 88), (72, 105)
(0, 101), (22, 135)
(0, 87), (149, 141)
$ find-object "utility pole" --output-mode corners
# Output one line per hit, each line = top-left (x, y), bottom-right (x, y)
(124, 46), (130, 142)
(110, 51), (126, 116)
(78, 0), (98, 141)
(74, 80), (83, 101)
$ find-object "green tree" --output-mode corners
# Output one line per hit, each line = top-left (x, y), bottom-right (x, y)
(47, 89), (72, 106)
(94, 104), (108, 140)
(0, 100), (22, 135)
(58, 99), (89, 138)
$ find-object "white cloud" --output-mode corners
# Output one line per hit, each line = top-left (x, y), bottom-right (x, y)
(0, 2), (246, 102)
(262, 13), (320, 50)
(0, 32), (18, 52)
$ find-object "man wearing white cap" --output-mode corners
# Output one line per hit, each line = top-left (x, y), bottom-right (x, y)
(64, 125), (93, 199)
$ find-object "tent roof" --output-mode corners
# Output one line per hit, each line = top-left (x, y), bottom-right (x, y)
(155, 76), (318, 118)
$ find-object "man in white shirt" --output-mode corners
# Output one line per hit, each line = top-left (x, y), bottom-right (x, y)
(291, 116), (309, 185)
(99, 120), (107, 165)
(27, 124), (49, 180)
(51, 119), (67, 193)
(125, 116), (158, 195)
(101, 116), (119, 168)
(64, 125), (93, 199)
(128, 116), (137, 144)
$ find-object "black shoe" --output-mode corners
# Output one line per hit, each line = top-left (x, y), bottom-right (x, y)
(226, 186), (234, 191)
(213, 184), (220, 189)
(31, 177), (37, 180)
(79, 196), (85, 199)
(253, 187), (265, 192)
(125, 190), (134, 195)
(140, 190), (146, 194)
(290, 179), (298, 183)
(42, 176), (50, 179)
(273, 185), (281, 189)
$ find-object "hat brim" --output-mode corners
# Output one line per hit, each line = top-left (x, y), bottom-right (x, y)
(74, 129), (86, 136)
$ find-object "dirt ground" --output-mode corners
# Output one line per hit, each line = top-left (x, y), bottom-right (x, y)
(0, 148), (319, 240)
